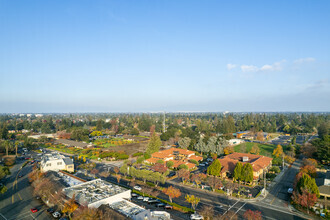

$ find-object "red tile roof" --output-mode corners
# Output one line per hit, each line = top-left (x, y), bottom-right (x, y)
(188, 155), (203, 161)
(218, 152), (272, 175)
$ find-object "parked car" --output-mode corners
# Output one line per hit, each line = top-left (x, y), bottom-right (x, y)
(35, 196), (41, 200)
(30, 208), (38, 213)
(137, 196), (144, 200)
(148, 199), (160, 204)
(53, 211), (61, 218)
(143, 197), (149, 202)
(18, 175), (23, 178)
(288, 188), (293, 194)
(156, 203), (165, 207)
(190, 213), (203, 220)
(47, 208), (55, 213)
(131, 193), (138, 197)
(199, 164), (205, 167)
(134, 186), (142, 191)
(164, 204), (173, 209)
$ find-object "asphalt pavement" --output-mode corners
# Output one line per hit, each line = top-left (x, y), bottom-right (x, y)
(0, 159), (51, 220)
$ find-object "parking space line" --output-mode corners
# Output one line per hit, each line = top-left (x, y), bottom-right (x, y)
(0, 213), (7, 220)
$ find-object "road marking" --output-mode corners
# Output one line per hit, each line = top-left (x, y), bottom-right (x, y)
(11, 195), (14, 204)
(0, 213), (8, 220)
(18, 192), (22, 200)
(231, 202), (246, 219)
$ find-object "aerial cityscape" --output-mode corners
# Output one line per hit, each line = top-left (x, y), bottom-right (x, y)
(0, 1), (329, 220)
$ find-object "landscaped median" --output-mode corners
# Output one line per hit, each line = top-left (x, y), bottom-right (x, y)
(131, 189), (194, 213)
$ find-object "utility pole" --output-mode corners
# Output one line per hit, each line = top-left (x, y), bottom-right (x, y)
(163, 111), (166, 133)
(263, 168), (266, 196)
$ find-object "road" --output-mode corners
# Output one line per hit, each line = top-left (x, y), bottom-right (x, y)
(0, 160), (51, 220)
(260, 156), (303, 210)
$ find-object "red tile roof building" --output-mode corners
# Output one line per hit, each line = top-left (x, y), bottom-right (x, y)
(218, 152), (272, 180)
(146, 147), (203, 170)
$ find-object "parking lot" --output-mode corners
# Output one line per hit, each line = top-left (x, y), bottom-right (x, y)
(130, 194), (189, 220)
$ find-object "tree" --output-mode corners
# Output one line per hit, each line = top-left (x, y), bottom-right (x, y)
(116, 174), (121, 184)
(223, 146), (234, 155)
(185, 194), (200, 211)
(243, 209), (262, 220)
(146, 132), (162, 154)
(241, 163), (253, 184)
(293, 188), (318, 214)
(177, 169), (190, 184)
(166, 160), (174, 169)
(317, 122), (329, 140)
(296, 173), (319, 196)
(300, 165), (316, 178)
(207, 176), (222, 191)
(178, 137), (191, 149)
(0, 185), (7, 194)
(163, 186), (181, 203)
(199, 205), (214, 220)
(178, 164), (189, 170)
(195, 137), (206, 154)
(207, 159), (222, 177)
(152, 163), (167, 174)
(233, 162), (242, 182)
(156, 159), (164, 164)
(62, 194), (79, 219)
(272, 145), (283, 158)
(119, 164), (128, 177)
(256, 132), (264, 142)
(250, 144), (260, 155)
(1, 123), (8, 140)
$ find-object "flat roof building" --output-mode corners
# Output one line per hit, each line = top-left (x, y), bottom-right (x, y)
(63, 179), (131, 208)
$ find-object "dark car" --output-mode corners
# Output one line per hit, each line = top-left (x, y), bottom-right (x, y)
(18, 175), (23, 178)
(47, 208), (55, 213)
(155, 203), (166, 207)
(148, 199), (160, 204)
(36, 196), (41, 200)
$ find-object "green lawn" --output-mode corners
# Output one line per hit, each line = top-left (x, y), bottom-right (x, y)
(234, 142), (287, 157)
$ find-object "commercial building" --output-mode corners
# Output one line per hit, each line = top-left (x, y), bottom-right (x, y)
(145, 147), (203, 169)
(63, 179), (131, 208)
(218, 152), (272, 180)
(40, 152), (74, 173)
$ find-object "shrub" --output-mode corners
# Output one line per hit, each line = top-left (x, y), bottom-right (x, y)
(166, 161), (174, 168)
(156, 159), (164, 164)
(189, 159), (199, 166)
(117, 154), (129, 160)
(133, 152), (144, 157)
(269, 166), (281, 173)
(144, 153), (151, 159)
(178, 164), (189, 170)
(146, 182), (155, 187)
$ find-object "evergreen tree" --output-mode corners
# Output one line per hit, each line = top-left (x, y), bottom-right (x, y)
(195, 137), (206, 154)
(241, 163), (253, 183)
(146, 132), (162, 154)
(297, 173), (319, 197)
(207, 159), (222, 177)
(233, 162), (242, 182)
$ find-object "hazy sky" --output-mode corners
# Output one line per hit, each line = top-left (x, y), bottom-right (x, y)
(1, 0), (329, 113)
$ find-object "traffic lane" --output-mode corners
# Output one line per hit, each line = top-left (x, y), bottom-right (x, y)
(131, 197), (188, 220)
(0, 163), (51, 220)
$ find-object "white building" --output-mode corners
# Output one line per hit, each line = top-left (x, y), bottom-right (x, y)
(40, 153), (74, 173)
(228, 139), (245, 146)
(63, 179), (131, 208)
(109, 199), (171, 220)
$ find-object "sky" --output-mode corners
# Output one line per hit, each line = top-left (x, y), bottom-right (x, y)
(0, 0), (329, 113)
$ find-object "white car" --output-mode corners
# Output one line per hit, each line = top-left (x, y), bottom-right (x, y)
(131, 193), (138, 197)
(134, 186), (142, 191)
(137, 196), (144, 200)
(52, 211), (61, 218)
(143, 197), (149, 202)
(199, 164), (205, 167)
(190, 214), (203, 220)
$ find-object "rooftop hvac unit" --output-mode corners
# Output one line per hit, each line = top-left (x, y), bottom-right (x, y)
(242, 156), (249, 162)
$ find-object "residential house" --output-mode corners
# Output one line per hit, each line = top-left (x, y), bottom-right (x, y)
(40, 153), (74, 173)
(316, 171), (330, 209)
(146, 147), (203, 170)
